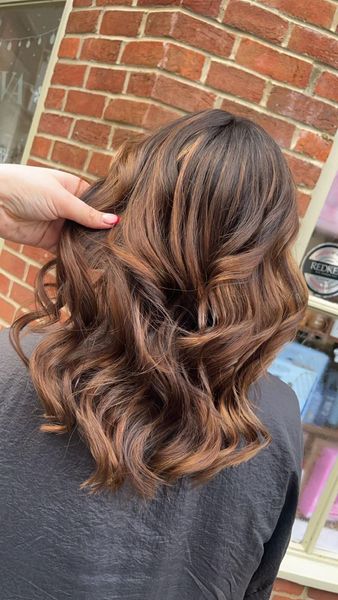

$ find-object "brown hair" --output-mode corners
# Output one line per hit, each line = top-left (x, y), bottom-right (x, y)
(10, 109), (308, 498)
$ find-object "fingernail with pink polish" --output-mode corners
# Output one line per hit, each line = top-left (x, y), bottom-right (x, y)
(102, 214), (120, 225)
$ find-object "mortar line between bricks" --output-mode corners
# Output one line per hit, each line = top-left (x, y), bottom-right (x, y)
(217, 0), (230, 23)
(83, 151), (92, 173)
(55, 57), (338, 107)
(331, 6), (338, 32)
(22, 261), (29, 282)
(280, 21), (294, 49)
(229, 36), (241, 60)
(260, 80), (273, 108)
(68, 31), (338, 77)
(116, 40), (126, 65)
(199, 56), (211, 84)
(137, 11), (148, 38)
(290, 127), (301, 151)
(42, 87), (336, 141)
(283, 148), (324, 168)
(306, 66), (323, 95)
(82, 65), (91, 89)
(122, 71), (131, 94)
(82, 4), (338, 43)
(95, 7), (104, 35)
(0, 317), (13, 328)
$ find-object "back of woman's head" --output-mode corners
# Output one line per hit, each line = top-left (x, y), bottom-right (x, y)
(11, 109), (308, 498)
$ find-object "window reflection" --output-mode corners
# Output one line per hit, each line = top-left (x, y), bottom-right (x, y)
(0, 2), (63, 163)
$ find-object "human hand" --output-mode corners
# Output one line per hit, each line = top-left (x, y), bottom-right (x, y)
(0, 164), (119, 254)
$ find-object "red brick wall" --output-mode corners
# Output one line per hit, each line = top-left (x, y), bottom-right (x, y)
(0, 2), (338, 594)
(272, 579), (338, 599)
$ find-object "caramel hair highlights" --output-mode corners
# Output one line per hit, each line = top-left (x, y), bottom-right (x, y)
(10, 110), (308, 498)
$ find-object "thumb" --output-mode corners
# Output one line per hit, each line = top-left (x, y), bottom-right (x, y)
(56, 190), (120, 229)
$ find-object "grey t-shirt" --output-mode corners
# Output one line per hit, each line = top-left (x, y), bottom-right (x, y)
(0, 327), (303, 600)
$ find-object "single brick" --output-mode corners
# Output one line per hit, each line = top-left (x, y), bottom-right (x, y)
(104, 98), (149, 127)
(294, 130), (332, 162)
(88, 152), (113, 177)
(285, 154), (321, 188)
(66, 10), (100, 34)
(0, 298), (16, 323)
(127, 72), (158, 97)
(31, 136), (52, 159)
(58, 37), (80, 59)
(38, 113), (73, 137)
(142, 104), (183, 129)
(268, 86), (338, 135)
(206, 62), (265, 102)
(236, 39), (312, 87)
(0, 250), (26, 279)
(288, 26), (338, 70)
(51, 63), (86, 87)
(100, 11), (143, 36)
(259, 0), (336, 29)
(163, 43), (205, 81)
(151, 74), (215, 112)
(52, 141), (88, 170)
(80, 38), (120, 63)
(65, 90), (105, 117)
(220, 98), (295, 148)
(224, 0), (289, 44)
(45, 88), (65, 110)
(145, 12), (235, 59)
(72, 119), (111, 147)
(86, 67), (126, 94)
(122, 41), (164, 67)
(315, 71), (338, 103)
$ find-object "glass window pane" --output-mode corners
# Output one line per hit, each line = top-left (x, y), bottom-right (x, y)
(268, 306), (338, 545)
(0, 2), (64, 163)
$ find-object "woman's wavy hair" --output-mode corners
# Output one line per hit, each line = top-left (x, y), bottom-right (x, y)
(10, 109), (308, 498)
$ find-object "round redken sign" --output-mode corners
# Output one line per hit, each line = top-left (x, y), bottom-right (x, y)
(302, 243), (338, 299)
